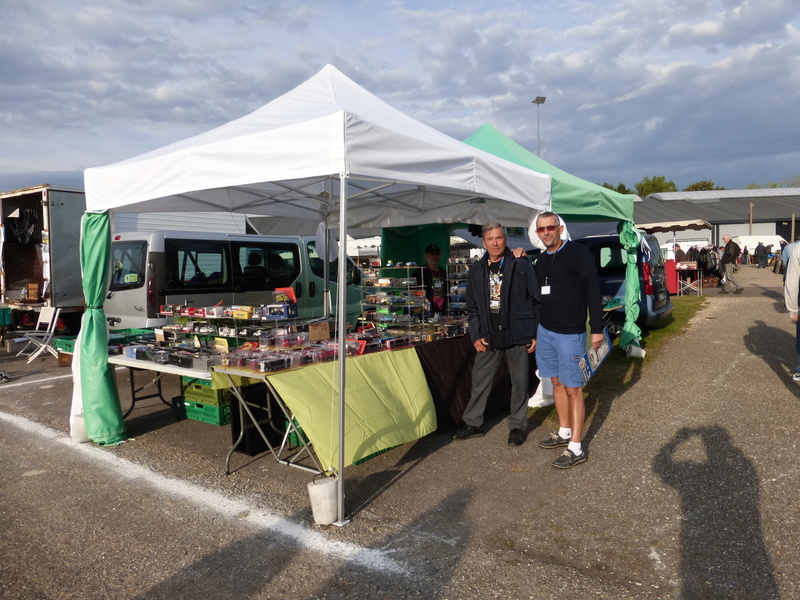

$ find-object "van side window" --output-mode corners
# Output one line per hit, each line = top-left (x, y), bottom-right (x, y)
(165, 240), (229, 290)
(307, 241), (361, 285)
(110, 241), (147, 291)
(232, 242), (300, 291)
(596, 244), (628, 275)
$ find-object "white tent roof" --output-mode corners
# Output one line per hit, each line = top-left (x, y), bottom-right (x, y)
(84, 65), (551, 229)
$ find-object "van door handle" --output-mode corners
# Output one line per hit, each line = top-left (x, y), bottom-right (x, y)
(308, 281), (315, 297)
(295, 281), (303, 298)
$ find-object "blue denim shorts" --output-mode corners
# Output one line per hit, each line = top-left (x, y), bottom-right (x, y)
(536, 325), (587, 388)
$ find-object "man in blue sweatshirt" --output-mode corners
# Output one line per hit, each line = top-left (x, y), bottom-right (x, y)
(533, 211), (604, 468)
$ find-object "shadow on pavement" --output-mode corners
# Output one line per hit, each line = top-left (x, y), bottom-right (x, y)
(744, 319), (800, 398)
(652, 426), (779, 599)
(311, 488), (473, 599)
(132, 489), (472, 600)
(582, 345), (644, 448)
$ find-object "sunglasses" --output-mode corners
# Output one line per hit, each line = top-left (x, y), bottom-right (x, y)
(535, 224), (560, 233)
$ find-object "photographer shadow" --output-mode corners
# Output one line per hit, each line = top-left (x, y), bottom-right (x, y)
(652, 426), (778, 599)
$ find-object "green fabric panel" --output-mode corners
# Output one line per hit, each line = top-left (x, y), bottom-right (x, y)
(463, 124), (634, 223)
(79, 212), (127, 445)
(618, 221), (643, 349)
(267, 348), (437, 471)
(381, 224), (450, 266)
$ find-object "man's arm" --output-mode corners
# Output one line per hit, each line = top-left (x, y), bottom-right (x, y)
(784, 244), (800, 319)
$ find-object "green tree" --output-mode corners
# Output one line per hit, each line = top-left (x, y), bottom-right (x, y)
(683, 180), (726, 191)
(635, 176), (678, 197)
(600, 182), (634, 194)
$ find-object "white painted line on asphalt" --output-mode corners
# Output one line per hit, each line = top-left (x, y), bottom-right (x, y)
(0, 373), (74, 388)
(0, 410), (407, 576)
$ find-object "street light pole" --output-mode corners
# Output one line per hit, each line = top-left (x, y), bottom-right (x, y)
(531, 96), (546, 156)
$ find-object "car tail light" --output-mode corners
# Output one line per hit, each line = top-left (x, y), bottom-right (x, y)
(147, 276), (156, 312)
(642, 262), (653, 296)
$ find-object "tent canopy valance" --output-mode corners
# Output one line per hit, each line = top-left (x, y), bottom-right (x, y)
(636, 219), (712, 234)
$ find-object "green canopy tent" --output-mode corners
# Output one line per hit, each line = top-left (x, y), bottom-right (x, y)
(463, 124), (643, 351)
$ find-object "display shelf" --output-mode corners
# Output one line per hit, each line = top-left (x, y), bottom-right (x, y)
(446, 261), (470, 317)
(358, 265), (426, 342)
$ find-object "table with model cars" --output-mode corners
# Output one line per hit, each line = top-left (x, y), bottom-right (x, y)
(108, 346), (438, 475)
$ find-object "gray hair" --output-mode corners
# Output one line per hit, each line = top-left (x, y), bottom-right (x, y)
(536, 211), (560, 224)
(482, 222), (505, 237)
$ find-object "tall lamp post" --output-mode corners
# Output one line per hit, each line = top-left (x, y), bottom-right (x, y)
(531, 96), (546, 156)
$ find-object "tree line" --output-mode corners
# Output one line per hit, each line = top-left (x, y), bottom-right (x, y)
(600, 175), (800, 197)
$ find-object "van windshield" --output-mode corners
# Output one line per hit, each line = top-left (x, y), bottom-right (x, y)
(110, 241), (147, 291)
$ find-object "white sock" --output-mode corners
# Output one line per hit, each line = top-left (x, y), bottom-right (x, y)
(558, 427), (572, 440)
(568, 441), (583, 456)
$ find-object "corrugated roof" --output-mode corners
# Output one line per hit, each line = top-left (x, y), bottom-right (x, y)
(635, 188), (800, 225)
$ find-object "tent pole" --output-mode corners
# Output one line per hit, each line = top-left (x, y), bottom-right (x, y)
(334, 172), (350, 526)
(323, 180), (332, 318)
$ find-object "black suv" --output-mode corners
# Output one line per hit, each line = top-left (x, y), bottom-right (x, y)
(571, 233), (673, 331)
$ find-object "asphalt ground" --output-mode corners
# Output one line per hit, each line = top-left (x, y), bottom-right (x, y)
(1, 263), (798, 600)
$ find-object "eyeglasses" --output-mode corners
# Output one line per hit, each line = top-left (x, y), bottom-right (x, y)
(535, 225), (560, 233)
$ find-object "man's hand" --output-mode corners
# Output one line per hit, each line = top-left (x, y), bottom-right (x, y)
(474, 337), (489, 352)
(791, 313), (799, 323)
(591, 333), (605, 350)
(511, 247), (526, 258)
(527, 339), (537, 354)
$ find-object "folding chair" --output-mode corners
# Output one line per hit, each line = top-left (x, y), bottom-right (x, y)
(16, 307), (61, 364)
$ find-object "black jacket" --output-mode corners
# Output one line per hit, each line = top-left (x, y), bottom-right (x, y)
(466, 248), (540, 347)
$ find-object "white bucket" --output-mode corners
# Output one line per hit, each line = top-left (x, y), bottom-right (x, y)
(307, 476), (338, 525)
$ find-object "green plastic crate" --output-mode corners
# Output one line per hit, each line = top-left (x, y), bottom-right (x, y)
(52, 336), (78, 353)
(183, 384), (229, 406)
(183, 400), (231, 426)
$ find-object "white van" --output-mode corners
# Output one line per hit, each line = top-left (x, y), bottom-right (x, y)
(105, 231), (364, 329)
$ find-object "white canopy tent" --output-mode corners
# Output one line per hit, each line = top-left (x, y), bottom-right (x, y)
(81, 64), (552, 524)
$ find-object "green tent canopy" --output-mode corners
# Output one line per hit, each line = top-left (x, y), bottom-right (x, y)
(464, 123), (635, 223)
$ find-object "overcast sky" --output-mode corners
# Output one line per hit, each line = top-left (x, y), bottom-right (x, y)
(2, 0), (799, 193)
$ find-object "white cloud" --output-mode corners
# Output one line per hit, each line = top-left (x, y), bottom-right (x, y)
(1, 0), (800, 192)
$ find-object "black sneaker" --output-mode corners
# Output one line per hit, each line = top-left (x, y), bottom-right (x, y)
(551, 449), (587, 469)
(452, 424), (485, 440)
(508, 428), (525, 446)
(538, 432), (570, 449)
(734, 288), (744, 294)
(719, 289), (730, 294)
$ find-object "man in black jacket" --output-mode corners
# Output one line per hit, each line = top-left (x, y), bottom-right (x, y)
(720, 234), (744, 294)
(452, 222), (540, 447)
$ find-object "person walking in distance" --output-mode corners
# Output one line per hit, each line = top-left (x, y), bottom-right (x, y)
(533, 212), (604, 468)
(452, 222), (540, 447)
(719, 234), (744, 295)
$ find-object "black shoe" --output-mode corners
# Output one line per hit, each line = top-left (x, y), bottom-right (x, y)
(538, 432), (570, 449)
(551, 449), (587, 469)
(734, 288), (744, 294)
(452, 424), (485, 440)
(719, 289), (730, 294)
(508, 428), (525, 446)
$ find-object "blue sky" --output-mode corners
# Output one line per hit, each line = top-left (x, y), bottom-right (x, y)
(2, 0), (799, 193)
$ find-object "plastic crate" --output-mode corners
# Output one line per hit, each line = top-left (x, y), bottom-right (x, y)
(182, 381), (229, 406)
(183, 400), (231, 426)
(52, 336), (78, 353)
(352, 445), (398, 465)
